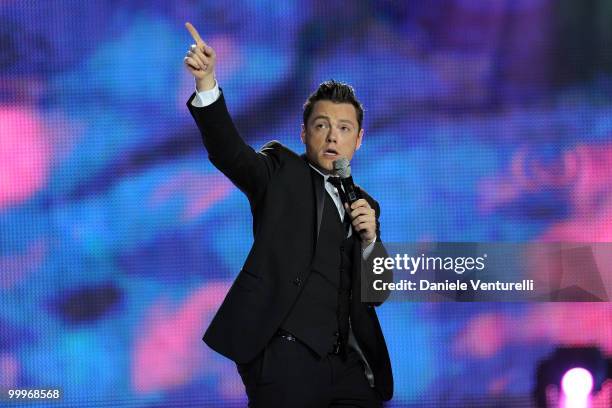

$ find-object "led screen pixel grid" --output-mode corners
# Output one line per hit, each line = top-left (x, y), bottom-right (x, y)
(1, 1), (612, 407)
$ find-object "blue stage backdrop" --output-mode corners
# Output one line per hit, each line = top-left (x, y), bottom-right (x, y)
(1, 1), (611, 407)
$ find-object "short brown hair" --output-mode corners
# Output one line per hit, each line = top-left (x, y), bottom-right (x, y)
(303, 80), (364, 130)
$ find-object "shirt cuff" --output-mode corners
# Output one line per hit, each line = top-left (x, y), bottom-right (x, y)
(191, 80), (220, 107)
(362, 235), (377, 260)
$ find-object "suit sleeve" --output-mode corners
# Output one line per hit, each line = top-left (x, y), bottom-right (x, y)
(186, 91), (281, 203)
(361, 199), (392, 306)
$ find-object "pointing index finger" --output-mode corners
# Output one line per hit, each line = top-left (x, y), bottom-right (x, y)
(185, 22), (204, 46)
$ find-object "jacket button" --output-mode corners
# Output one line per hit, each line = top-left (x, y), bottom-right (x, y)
(293, 277), (302, 286)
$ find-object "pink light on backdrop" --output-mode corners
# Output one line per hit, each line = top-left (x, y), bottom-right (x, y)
(540, 143), (612, 241)
(454, 305), (612, 360)
(0, 240), (47, 289)
(455, 305), (612, 395)
(132, 281), (231, 393)
(454, 312), (506, 358)
(150, 171), (233, 222)
(478, 142), (612, 240)
(0, 353), (19, 389)
(564, 144), (612, 216)
(539, 207), (612, 241)
(0, 108), (51, 209)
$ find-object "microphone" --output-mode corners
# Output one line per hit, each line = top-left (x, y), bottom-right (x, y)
(333, 158), (362, 206)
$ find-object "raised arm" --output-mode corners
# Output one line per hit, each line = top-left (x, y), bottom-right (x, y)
(183, 22), (280, 202)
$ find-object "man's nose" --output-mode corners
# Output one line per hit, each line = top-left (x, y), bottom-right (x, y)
(326, 127), (339, 142)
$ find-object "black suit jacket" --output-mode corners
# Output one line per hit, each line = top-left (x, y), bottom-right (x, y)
(187, 91), (393, 400)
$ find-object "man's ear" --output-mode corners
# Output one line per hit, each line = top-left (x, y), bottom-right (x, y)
(300, 123), (306, 144)
(355, 128), (364, 151)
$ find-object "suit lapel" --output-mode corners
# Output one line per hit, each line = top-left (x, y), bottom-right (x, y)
(313, 168), (325, 241)
(302, 154), (325, 242)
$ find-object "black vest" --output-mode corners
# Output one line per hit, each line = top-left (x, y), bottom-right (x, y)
(281, 190), (353, 357)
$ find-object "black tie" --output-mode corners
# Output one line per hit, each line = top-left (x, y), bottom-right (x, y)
(328, 176), (351, 360)
(327, 177), (351, 236)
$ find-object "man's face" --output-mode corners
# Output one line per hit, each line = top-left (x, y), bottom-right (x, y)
(300, 100), (364, 173)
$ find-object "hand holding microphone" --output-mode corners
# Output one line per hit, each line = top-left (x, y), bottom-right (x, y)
(333, 158), (377, 245)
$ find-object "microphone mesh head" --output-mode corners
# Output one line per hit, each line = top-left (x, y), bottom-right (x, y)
(333, 158), (351, 178)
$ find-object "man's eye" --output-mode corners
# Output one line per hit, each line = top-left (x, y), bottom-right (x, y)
(316, 123), (326, 129)
(341, 126), (350, 131)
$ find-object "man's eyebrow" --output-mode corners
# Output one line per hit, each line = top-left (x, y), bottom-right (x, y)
(310, 115), (356, 125)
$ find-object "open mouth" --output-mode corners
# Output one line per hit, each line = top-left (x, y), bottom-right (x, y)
(323, 148), (339, 157)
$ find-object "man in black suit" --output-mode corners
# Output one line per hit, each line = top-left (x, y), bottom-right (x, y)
(184, 22), (393, 407)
